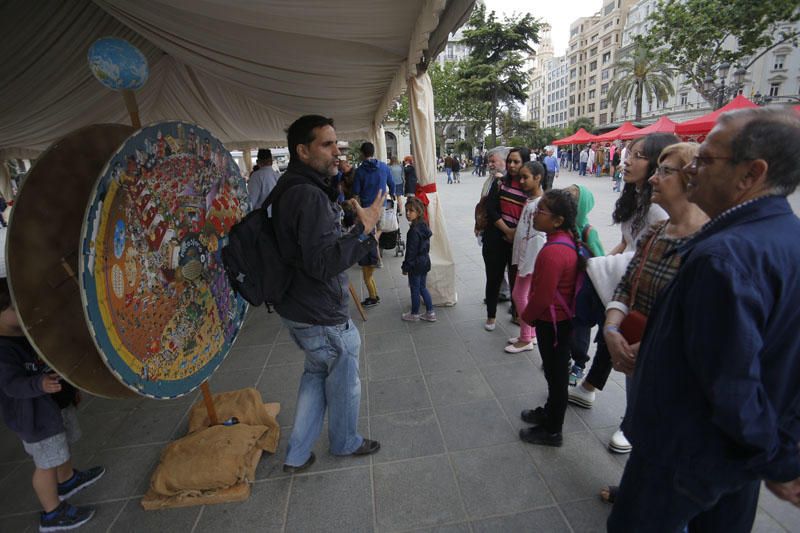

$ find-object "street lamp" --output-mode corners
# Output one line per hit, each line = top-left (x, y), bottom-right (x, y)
(704, 63), (747, 109)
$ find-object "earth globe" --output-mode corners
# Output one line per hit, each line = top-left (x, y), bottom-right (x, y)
(87, 37), (149, 91)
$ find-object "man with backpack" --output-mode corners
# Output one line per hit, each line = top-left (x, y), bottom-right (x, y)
(271, 115), (383, 473)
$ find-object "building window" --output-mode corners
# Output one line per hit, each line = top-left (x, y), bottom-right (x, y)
(591, 34), (598, 42)
(590, 47), (598, 56)
(589, 89), (596, 99)
(604, 21), (613, 30)
(588, 103), (595, 112)
(603, 35), (612, 47)
(570, 108), (575, 118)
(590, 61), (597, 71)
(602, 68), (610, 80)
(569, 95), (575, 104)
(602, 52), (611, 64)
(773, 54), (786, 70)
(601, 82), (609, 95)
(680, 93), (688, 106)
(600, 99), (607, 109)
(570, 69), (576, 79)
(600, 113), (608, 124)
(589, 75), (596, 86)
(769, 83), (780, 97)
(570, 82), (576, 91)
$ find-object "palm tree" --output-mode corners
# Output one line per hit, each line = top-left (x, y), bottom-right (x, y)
(607, 42), (675, 122)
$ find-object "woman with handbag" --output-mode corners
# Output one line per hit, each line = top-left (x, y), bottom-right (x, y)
(599, 142), (708, 503)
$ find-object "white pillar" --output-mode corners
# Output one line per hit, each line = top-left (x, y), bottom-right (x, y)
(372, 124), (388, 163)
(242, 148), (253, 175)
(408, 72), (457, 305)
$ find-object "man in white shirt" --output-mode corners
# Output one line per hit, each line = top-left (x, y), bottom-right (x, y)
(248, 149), (280, 212)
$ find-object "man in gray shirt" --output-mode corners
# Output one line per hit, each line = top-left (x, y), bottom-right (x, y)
(248, 149), (280, 211)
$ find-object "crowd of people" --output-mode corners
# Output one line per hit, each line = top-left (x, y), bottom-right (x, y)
(2, 108), (799, 532)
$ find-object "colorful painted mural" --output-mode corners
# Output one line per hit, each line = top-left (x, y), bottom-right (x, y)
(80, 121), (249, 398)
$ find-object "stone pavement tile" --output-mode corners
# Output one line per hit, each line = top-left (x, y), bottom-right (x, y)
(0, 512), (37, 533)
(368, 349), (421, 381)
(262, 386), (298, 428)
(471, 506), (570, 533)
(194, 478), (291, 532)
(415, 342), (476, 375)
(0, 425), (28, 463)
(307, 418), (371, 473)
(435, 400), (517, 452)
(105, 404), (189, 448)
(752, 510), (788, 532)
(559, 497), (612, 532)
(369, 375), (431, 416)
(267, 341), (306, 366)
(454, 319), (509, 343)
(464, 337), (521, 368)
(0, 459), (21, 483)
(219, 343), (270, 372)
(480, 359), (547, 399)
(438, 303), (486, 323)
(254, 430), (290, 481)
(81, 395), (145, 414)
(285, 466), (373, 532)
(235, 321), (281, 347)
(498, 393), (589, 435)
(257, 362), (305, 395)
(69, 409), (131, 455)
(374, 455), (465, 531)
(208, 367), (263, 393)
(425, 369), (494, 407)
(110, 498), (201, 532)
(450, 443), (553, 519)
(410, 323), (461, 349)
(571, 380), (628, 430)
(363, 311), (409, 336)
(590, 425), (630, 469)
(77, 444), (163, 501)
(370, 409), (444, 464)
(758, 484), (800, 532)
(409, 523), (470, 533)
(66, 500), (129, 532)
(365, 331), (413, 355)
(0, 462), (41, 514)
(524, 431), (624, 502)
(276, 325), (294, 344)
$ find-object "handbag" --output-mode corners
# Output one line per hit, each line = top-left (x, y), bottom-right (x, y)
(381, 199), (399, 232)
(618, 226), (661, 344)
(474, 196), (489, 232)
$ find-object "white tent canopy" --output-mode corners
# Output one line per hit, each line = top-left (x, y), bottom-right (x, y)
(0, 0), (474, 158)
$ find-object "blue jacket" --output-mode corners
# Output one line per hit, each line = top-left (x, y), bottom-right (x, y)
(625, 196), (800, 489)
(0, 336), (65, 443)
(402, 222), (432, 275)
(353, 159), (394, 206)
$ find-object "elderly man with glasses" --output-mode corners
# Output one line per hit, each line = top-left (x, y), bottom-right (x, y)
(609, 107), (800, 532)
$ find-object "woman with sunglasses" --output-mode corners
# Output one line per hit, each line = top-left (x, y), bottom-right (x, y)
(599, 142), (708, 503)
(569, 133), (680, 454)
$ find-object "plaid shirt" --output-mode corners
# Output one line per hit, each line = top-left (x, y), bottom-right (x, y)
(612, 220), (691, 315)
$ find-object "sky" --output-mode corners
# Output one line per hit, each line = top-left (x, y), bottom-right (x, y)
(484, 0), (604, 56)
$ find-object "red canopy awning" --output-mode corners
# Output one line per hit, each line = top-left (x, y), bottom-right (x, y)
(675, 95), (758, 136)
(592, 121), (640, 142)
(619, 116), (677, 140)
(552, 127), (599, 145)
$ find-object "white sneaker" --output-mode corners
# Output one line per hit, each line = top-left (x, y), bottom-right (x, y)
(401, 312), (420, 322)
(567, 384), (595, 409)
(484, 321), (496, 331)
(504, 342), (534, 354)
(507, 337), (518, 344)
(609, 429), (632, 454)
(420, 311), (437, 322)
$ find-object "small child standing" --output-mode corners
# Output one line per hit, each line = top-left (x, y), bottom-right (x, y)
(506, 162), (546, 353)
(401, 197), (436, 322)
(0, 278), (104, 531)
(518, 189), (585, 447)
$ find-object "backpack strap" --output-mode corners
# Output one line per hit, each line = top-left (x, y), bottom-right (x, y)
(542, 237), (583, 347)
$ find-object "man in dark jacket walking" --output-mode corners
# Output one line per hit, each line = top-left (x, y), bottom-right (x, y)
(272, 115), (383, 473)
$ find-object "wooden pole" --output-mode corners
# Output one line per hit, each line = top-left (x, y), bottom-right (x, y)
(200, 381), (219, 425)
(121, 90), (142, 129)
(349, 282), (367, 321)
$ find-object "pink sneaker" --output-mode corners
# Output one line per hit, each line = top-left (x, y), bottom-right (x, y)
(402, 312), (421, 321)
(420, 311), (437, 322)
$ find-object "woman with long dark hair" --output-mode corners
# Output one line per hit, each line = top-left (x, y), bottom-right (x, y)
(482, 147), (530, 331)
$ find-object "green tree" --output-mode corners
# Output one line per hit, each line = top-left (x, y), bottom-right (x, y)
(607, 40), (675, 121)
(645, 0), (799, 108)
(567, 117), (595, 135)
(460, 4), (542, 146)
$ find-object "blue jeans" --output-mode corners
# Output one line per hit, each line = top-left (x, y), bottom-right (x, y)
(408, 273), (433, 314)
(579, 162), (587, 175)
(445, 168), (452, 183)
(282, 318), (364, 466)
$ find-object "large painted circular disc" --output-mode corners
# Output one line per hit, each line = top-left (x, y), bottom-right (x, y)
(80, 121), (249, 398)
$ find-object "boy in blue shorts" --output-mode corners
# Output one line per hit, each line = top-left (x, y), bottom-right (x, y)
(0, 278), (104, 531)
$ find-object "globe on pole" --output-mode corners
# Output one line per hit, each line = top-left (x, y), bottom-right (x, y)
(87, 37), (149, 91)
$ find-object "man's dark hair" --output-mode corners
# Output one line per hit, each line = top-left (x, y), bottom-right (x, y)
(286, 115), (335, 160)
(256, 148), (272, 161)
(719, 107), (800, 196)
(360, 142), (375, 158)
(0, 278), (10, 312)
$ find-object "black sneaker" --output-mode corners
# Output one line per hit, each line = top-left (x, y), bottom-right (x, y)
(283, 452), (316, 474)
(57, 466), (105, 501)
(351, 438), (381, 456)
(39, 501), (94, 532)
(361, 297), (380, 308)
(520, 406), (547, 425)
(519, 426), (563, 447)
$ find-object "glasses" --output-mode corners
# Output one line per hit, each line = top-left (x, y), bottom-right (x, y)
(626, 150), (649, 162)
(654, 165), (682, 177)
(687, 155), (745, 169)
(534, 206), (553, 216)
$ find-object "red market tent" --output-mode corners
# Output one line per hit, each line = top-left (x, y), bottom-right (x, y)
(675, 95), (758, 136)
(619, 116), (677, 140)
(592, 121), (640, 142)
(552, 127), (598, 145)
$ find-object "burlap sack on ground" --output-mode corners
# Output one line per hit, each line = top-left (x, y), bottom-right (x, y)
(187, 387), (280, 452)
(149, 423), (266, 497)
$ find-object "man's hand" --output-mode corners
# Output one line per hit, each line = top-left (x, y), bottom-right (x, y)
(350, 191), (386, 235)
(40, 373), (62, 393)
(766, 477), (800, 507)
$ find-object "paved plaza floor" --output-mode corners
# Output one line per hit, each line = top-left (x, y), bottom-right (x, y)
(1, 167), (798, 532)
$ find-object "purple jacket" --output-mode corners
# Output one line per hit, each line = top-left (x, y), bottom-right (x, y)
(0, 336), (64, 443)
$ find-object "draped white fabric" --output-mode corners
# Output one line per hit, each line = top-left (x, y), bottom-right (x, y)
(408, 73), (457, 305)
(0, 0), (474, 158)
